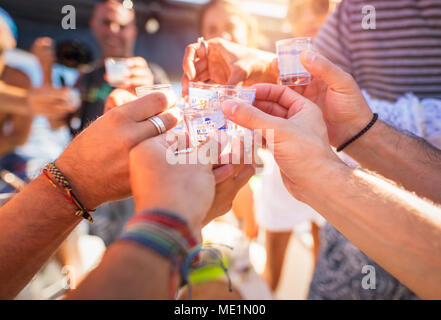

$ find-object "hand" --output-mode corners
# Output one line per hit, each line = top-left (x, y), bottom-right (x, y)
(221, 84), (344, 199)
(55, 91), (178, 209)
(129, 135), (221, 234)
(104, 89), (137, 114)
(294, 51), (374, 147)
(203, 164), (255, 226)
(28, 86), (79, 121)
(182, 38), (278, 96)
(105, 57), (154, 93)
(31, 37), (56, 85)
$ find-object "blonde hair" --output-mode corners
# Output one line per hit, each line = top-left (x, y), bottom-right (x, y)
(199, 0), (260, 48)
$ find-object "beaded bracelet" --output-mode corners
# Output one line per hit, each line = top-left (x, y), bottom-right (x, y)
(118, 209), (231, 299)
(43, 162), (95, 223)
(337, 113), (379, 152)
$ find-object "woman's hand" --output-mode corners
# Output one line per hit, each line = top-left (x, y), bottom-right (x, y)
(182, 37), (278, 96)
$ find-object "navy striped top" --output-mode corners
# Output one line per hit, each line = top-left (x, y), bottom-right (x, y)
(314, 0), (441, 101)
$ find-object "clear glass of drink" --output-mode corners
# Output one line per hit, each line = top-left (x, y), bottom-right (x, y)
(136, 84), (186, 133)
(276, 37), (312, 86)
(217, 86), (256, 135)
(105, 58), (130, 87)
(184, 100), (227, 147)
(188, 82), (221, 110)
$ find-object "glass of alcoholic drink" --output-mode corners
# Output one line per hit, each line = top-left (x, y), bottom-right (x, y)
(276, 37), (312, 86)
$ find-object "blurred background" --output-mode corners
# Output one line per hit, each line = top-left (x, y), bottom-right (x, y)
(1, 0), (291, 82)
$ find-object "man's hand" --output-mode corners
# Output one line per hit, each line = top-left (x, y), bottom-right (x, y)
(106, 57), (154, 94)
(203, 164), (255, 225)
(182, 38), (278, 96)
(221, 84), (343, 199)
(56, 91), (178, 210)
(129, 135), (220, 235)
(295, 51), (374, 147)
(27, 86), (79, 121)
(31, 37), (56, 86)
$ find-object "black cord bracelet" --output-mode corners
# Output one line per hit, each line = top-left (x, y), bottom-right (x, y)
(336, 113), (378, 152)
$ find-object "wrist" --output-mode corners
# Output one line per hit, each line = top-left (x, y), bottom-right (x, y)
(134, 203), (202, 238)
(54, 158), (100, 210)
(293, 157), (350, 203)
(344, 118), (384, 158)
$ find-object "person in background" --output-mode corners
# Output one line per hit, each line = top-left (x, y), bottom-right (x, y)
(199, 0), (259, 241)
(253, 0), (332, 292)
(0, 7), (32, 193)
(74, 0), (169, 134)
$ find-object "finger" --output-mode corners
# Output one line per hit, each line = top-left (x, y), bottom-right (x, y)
(213, 164), (235, 184)
(182, 43), (206, 80)
(300, 50), (354, 92)
(131, 110), (179, 142)
(105, 89), (137, 113)
(126, 57), (148, 68)
(120, 91), (170, 122)
(253, 100), (289, 118)
(194, 70), (210, 83)
(181, 74), (190, 97)
(234, 165), (255, 186)
(227, 67), (247, 86)
(221, 98), (285, 132)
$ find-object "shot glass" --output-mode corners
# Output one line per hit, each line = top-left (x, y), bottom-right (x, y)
(105, 58), (130, 87)
(184, 101), (227, 147)
(136, 84), (185, 133)
(188, 82), (221, 110)
(218, 86), (256, 135)
(276, 37), (312, 86)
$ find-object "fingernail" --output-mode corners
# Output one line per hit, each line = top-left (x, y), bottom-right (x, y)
(305, 51), (316, 65)
(222, 100), (238, 117)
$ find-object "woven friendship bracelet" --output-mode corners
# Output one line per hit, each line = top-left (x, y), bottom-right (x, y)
(118, 210), (199, 298)
(43, 162), (94, 223)
(337, 113), (379, 152)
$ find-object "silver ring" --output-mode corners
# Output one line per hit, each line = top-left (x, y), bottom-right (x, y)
(197, 36), (208, 56)
(148, 116), (166, 134)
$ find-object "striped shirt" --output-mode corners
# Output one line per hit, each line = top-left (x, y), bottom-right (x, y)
(314, 0), (441, 102)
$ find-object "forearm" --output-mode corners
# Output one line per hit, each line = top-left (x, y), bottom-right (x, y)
(345, 120), (441, 203)
(0, 175), (80, 299)
(299, 161), (441, 299)
(65, 241), (173, 299)
(0, 82), (30, 115)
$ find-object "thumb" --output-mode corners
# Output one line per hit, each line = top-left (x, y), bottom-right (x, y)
(221, 98), (284, 131)
(300, 50), (354, 92)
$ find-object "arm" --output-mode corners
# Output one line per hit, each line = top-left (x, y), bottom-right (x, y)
(222, 83), (441, 299)
(300, 160), (441, 300)
(65, 134), (219, 299)
(345, 120), (441, 203)
(0, 175), (80, 299)
(0, 91), (178, 299)
(64, 241), (173, 299)
(296, 50), (441, 204)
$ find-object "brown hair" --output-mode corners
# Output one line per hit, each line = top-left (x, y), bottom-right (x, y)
(199, 0), (260, 48)
(287, 0), (330, 22)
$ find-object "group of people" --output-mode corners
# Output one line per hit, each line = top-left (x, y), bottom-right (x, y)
(1, 0), (441, 300)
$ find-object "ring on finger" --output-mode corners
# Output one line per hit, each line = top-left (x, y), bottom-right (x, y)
(148, 115), (166, 134)
(197, 37), (208, 56)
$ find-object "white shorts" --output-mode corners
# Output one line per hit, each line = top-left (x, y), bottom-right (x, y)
(254, 150), (325, 232)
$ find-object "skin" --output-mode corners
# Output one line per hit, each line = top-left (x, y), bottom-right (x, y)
(0, 91), (178, 299)
(288, 0), (330, 37)
(202, 4), (249, 46)
(217, 54), (441, 298)
(90, 0), (137, 59)
(64, 136), (232, 299)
